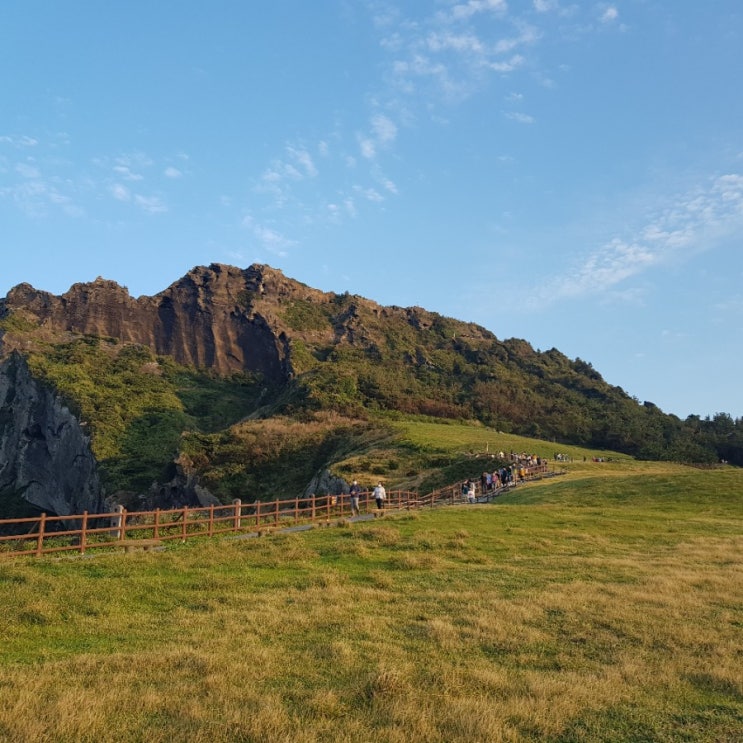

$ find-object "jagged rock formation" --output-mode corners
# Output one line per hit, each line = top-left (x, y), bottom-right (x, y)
(0, 353), (103, 516)
(0, 261), (735, 519)
(0, 264), (298, 378)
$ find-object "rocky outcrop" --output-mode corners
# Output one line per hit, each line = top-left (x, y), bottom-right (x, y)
(0, 264), (297, 379)
(0, 353), (103, 516)
(303, 469), (349, 497)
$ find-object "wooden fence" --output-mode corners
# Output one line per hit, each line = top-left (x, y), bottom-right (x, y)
(0, 464), (555, 560)
(0, 489), (425, 559)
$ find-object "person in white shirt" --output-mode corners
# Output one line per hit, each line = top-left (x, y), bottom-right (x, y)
(373, 482), (386, 510)
(467, 482), (476, 504)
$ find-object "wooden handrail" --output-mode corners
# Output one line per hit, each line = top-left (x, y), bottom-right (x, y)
(0, 465), (558, 559)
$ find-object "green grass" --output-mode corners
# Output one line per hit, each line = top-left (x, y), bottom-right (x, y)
(1, 461), (741, 742)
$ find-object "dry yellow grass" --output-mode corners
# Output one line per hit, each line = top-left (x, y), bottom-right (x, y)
(1, 464), (741, 741)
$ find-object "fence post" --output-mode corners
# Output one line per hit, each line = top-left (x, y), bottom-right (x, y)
(311, 495), (316, 521)
(80, 511), (88, 555)
(274, 498), (279, 526)
(112, 505), (125, 539)
(208, 504), (215, 537)
(233, 499), (242, 532)
(294, 497), (299, 523)
(255, 500), (261, 527)
(36, 513), (46, 557)
(154, 509), (161, 539)
(181, 507), (188, 542)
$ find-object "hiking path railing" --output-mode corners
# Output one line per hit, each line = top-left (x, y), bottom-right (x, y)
(0, 464), (557, 559)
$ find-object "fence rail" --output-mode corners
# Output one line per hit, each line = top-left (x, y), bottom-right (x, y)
(0, 464), (556, 559)
(0, 489), (420, 559)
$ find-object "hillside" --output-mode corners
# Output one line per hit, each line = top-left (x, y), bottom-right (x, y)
(1, 263), (741, 517)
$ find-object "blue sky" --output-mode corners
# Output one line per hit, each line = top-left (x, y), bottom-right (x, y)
(2, 1), (742, 420)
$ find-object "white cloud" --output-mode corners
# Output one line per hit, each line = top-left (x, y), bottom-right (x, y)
(427, 32), (485, 55)
(384, 3), (541, 105)
(242, 216), (297, 256)
(382, 177), (398, 194)
(110, 183), (131, 201)
(286, 145), (318, 177)
(354, 185), (384, 202)
(164, 166), (183, 179)
(359, 136), (377, 160)
(494, 25), (540, 55)
(528, 173), (743, 308)
(600, 6), (619, 24)
(371, 114), (397, 144)
(0, 134), (38, 147)
(450, 0), (508, 22)
(134, 194), (167, 214)
(113, 165), (144, 181)
(256, 143), (319, 209)
(490, 54), (525, 73)
(358, 113), (399, 161)
(344, 198), (357, 217)
(506, 111), (535, 124)
(1, 175), (82, 218)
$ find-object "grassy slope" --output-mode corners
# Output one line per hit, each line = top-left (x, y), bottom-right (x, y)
(333, 417), (635, 493)
(1, 457), (741, 742)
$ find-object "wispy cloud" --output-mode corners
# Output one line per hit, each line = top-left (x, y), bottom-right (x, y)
(533, 0), (558, 12)
(110, 183), (130, 201)
(226, 0), (627, 257)
(358, 113), (398, 160)
(0, 134), (38, 147)
(505, 111), (535, 124)
(134, 194), (167, 214)
(528, 173), (743, 308)
(241, 215), (297, 256)
(447, 0), (508, 22)
(600, 6), (619, 24)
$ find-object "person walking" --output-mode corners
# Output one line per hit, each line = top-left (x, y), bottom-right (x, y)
(349, 480), (362, 516)
(373, 482), (386, 511)
(467, 481), (476, 504)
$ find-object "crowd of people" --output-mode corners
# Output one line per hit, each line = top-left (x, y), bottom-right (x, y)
(322, 452), (551, 515)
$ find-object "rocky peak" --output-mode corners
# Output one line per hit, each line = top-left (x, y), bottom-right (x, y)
(0, 263), (301, 379)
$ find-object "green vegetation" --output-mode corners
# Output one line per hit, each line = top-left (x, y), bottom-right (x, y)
(0, 310), (39, 333)
(272, 298), (741, 466)
(282, 299), (332, 331)
(179, 415), (391, 503)
(3, 273), (742, 507)
(1, 462), (741, 741)
(22, 338), (268, 496)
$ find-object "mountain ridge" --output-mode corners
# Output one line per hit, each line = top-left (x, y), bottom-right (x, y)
(1, 262), (740, 518)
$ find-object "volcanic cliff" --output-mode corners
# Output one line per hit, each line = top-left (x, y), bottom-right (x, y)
(0, 264), (302, 379)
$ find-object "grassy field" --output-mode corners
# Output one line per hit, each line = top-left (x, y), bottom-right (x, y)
(1, 459), (741, 742)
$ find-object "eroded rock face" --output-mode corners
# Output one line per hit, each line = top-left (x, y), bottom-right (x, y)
(0, 353), (103, 516)
(303, 469), (349, 497)
(1, 264), (294, 379)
